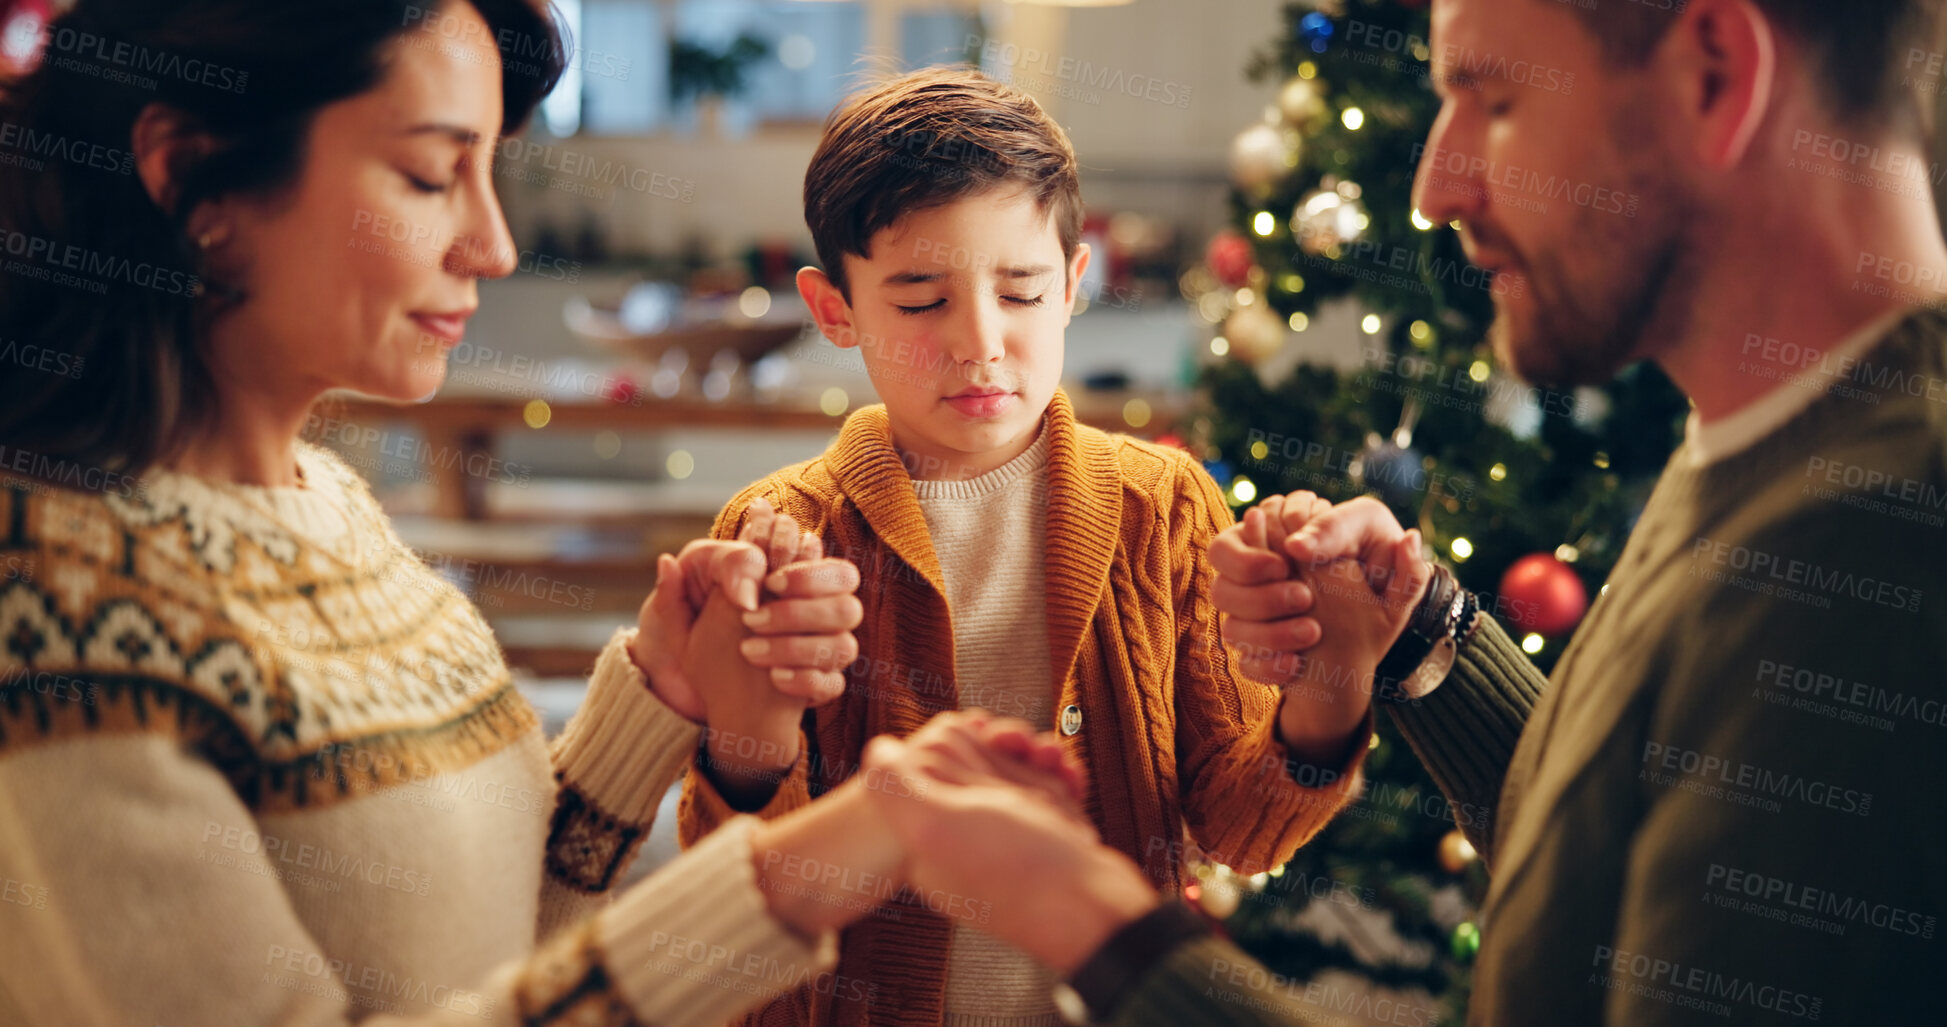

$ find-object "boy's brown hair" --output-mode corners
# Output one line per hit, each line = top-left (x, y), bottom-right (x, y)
(803, 67), (1084, 299)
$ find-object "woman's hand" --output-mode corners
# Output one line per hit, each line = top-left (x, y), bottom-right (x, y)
(857, 711), (1157, 972)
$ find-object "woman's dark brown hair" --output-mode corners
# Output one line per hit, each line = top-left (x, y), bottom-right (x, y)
(0, 0), (565, 478)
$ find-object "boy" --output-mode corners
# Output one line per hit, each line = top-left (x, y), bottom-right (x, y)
(680, 68), (1374, 1027)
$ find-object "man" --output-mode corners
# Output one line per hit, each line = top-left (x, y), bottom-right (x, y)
(1210, 0), (1947, 1023)
(850, 1), (1947, 1023)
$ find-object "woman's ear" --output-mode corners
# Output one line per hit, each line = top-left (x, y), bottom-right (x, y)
(131, 101), (236, 250)
(131, 103), (204, 213)
(797, 265), (861, 349)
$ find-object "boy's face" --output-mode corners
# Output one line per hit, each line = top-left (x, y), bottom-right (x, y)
(798, 185), (1090, 481)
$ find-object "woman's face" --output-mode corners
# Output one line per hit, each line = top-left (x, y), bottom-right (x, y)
(205, 2), (516, 404)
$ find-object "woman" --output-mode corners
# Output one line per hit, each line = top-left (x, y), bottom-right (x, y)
(0, 2), (927, 1023)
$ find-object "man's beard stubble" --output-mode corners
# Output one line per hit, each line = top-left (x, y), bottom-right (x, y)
(1488, 113), (1696, 390)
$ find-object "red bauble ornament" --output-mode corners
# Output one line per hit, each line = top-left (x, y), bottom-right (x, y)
(1205, 231), (1256, 289)
(1498, 553), (1588, 637)
(1154, 433), (1186, 450)
(604, 375), (639, 405)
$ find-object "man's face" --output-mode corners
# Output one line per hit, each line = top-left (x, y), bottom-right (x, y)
(1414, 0), (1693, 388)
(809, 185), (1087, 480)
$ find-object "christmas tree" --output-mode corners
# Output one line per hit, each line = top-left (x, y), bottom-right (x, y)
(1181, 1), (1689, 1020)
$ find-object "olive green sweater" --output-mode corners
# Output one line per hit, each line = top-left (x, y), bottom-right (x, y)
(1097, 310), (1947, 1025)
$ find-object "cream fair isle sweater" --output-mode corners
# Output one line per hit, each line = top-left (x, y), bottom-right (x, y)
(912, 427), (1059, 1027)
(0, 442), (837, 1026)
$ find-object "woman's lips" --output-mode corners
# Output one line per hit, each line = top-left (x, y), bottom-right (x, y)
(410, 313), (470, 345)
(944, 391), (1016, 418)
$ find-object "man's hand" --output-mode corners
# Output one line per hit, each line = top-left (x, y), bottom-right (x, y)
(1212, 492), (1431, 766)
(860, 711), (1159, 973)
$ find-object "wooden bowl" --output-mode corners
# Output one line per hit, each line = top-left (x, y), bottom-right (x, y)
(564, 295), (807, 364)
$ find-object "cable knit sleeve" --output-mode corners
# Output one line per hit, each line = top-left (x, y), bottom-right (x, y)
(0, 726), (833, 1027)
(536, 627), (706, 937)
(1165, 453), (1370, 873)
(0, 474), (835, 1027)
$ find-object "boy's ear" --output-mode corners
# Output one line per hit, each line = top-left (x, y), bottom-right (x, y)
(796, 265), (861, 350)
(1060, 242), (1093, 322)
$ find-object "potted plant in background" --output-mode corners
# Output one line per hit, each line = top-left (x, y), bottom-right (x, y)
(669, 31), (770, 136)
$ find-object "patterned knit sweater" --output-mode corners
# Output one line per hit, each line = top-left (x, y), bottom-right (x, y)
(679, 389), (1371, 1027)
(0, 442), (836, 1026)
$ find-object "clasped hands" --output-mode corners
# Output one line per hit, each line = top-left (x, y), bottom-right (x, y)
(628, 498), (862, 805)
(1209, 492), (1433, 762)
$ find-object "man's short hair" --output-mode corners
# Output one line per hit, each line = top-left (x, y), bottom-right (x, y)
(1557, 0), (1942, 132)
(802, 67), (1084, 299)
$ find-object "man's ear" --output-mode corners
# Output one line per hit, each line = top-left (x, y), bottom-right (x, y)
(1671, 0), (1776, 168)
(1061, 242), (1093, 321)
(797, 265), (861, 349)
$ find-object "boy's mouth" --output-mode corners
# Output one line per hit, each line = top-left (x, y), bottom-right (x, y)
(943, 387), (1017, 419)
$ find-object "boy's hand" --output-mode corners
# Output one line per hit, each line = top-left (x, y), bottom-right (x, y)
(631, 497), (860, 727)
(1211, 491), (1331, 687)
(1213, 492), (1429, 767)
(704, 499), (862, 809)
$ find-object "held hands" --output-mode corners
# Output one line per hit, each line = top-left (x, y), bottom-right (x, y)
(1209, 492), (1432, 764)
(630, 498), (862, 806)
(857, 711), (1159, 973)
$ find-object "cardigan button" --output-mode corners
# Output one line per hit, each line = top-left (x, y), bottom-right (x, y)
(1059, 704), (1083, 736)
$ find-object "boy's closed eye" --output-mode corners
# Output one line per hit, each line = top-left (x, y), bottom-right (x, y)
(893, 294), (1047, 315)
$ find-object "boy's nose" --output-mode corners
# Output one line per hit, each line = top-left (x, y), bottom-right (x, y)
(944, 296), (1007, 365)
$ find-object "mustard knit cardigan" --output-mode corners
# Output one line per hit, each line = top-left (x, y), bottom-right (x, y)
(680, 389), (1368, 1027)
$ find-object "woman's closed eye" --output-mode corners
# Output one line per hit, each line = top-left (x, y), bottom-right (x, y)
(404, 172), (453, 194)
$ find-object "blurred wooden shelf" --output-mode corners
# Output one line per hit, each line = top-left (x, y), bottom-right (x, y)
(321, 389), (1185, 520)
